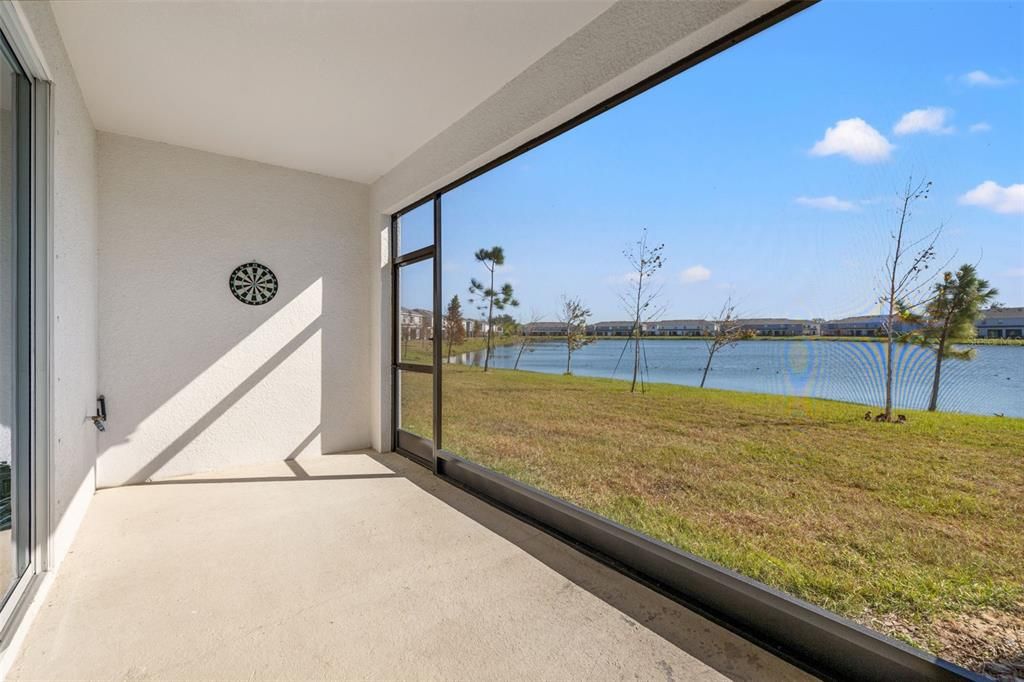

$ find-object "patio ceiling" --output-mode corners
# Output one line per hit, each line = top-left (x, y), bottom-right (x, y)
(50, 0), (614, 183)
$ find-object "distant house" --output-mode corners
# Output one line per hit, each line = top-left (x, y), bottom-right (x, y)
(591, 321), (645, 336)
(820, 315), (915, 337)
(522, 321), (567, 336)
(400, 307), (432, 340)
(736, 318), (819, 337)
(977, 307), (1024, 339)
(464, 318), (489, 337)
(436, 314), (487, 339)
(648, 319), (713, 336)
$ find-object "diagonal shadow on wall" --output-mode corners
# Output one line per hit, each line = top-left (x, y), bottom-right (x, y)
(126, 316), (322, 485)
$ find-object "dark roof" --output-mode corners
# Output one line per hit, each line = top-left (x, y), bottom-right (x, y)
(824, 315), (885, 324)
(735, 318), (815, 325)
(980, 306), (1024, 320)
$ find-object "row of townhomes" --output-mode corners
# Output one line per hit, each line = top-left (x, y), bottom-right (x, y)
(507, 308), (1022, 338)
(976, 306), (1024, 338)
(528, 318), (828, 337)
(400, 307), (492, 340)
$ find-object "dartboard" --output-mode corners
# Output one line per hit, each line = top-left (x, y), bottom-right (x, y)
(229, 262), (278, 306)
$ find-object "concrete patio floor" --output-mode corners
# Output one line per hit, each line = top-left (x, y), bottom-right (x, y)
(9, 451), (813, 681)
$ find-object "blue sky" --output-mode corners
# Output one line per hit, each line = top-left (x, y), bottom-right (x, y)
(400, 0), (1024, 323)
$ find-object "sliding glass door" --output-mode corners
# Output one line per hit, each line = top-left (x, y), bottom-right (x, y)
(0, 32), (31, 606)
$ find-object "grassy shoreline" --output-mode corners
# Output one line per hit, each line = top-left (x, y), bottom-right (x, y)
(401, 364), (1023, 670)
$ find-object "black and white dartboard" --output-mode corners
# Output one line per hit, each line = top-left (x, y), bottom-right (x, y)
(229, 262), (278, 306)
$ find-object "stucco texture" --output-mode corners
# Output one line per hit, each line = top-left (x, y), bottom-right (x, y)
(97, 133), (371, 486)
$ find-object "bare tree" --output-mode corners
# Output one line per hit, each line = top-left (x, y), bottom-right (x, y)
(619, 228), (666, 393)
(700, 298), (753, 388)
(877, 176), (943, 421)
(558, 296), (593, 375)
(514, 311), (543, 370)
(418, 312), (432, 353)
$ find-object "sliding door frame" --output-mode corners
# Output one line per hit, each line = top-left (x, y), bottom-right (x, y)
(0, 2), (53, 652)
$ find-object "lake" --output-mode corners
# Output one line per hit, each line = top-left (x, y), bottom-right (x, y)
(456, 339), (1024, 418)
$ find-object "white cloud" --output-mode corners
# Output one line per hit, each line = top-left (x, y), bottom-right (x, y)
(680, 265), (711, 284)
(969, 122), (992, 133)
(893, 107), (954, 135)
(794, 195), (858, 212)
(809, 118), (893, 163)
(961, 70), (1016, 87)
(958, 181), (1024, 215)
(1005, 267), (1024, 278)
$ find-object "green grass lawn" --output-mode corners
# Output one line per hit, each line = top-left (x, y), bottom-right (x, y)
(400, 364), (1024, 669)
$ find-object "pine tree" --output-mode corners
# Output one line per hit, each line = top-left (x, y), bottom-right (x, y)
(909, 264), (997, 411)
(444, 295), (466, 363)
(468, 247), (519, 371)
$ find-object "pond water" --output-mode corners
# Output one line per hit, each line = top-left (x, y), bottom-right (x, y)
(457, 339), (1024, 418)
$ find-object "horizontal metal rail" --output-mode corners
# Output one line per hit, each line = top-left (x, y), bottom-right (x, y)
(395, 430), (432, 465)
(394, 245), (434, 266)
(394, 362), (432, 374)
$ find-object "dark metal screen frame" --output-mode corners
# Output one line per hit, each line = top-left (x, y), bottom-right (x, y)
(391, 199), (440, 467)
(388, 1), (982, 679)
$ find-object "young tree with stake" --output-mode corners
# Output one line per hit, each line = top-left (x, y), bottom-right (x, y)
(619, 229), (665, 393)
(468, 246), (518, 372)
(418, 312), (431, 352)
(877, 177), (943, 422)
(559, 296), (593, 375)
(908, 264), (997, 411)
(513, 311), (543, 370)
(700, 298), (753, 389)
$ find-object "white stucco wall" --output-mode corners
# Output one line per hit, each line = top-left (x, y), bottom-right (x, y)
(367, 0), (789, 451)
(17, 0), (100, 569)
(96, 133), (371, 487)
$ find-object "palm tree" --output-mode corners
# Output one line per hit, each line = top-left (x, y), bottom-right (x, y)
(910, 264), (998, 411)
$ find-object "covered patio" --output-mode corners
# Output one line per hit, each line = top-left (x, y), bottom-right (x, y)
(0, 0), (1003, 679)
(7, 452), (805, 680)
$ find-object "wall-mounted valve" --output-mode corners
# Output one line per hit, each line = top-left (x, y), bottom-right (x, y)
(90, 395), (107, 432)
